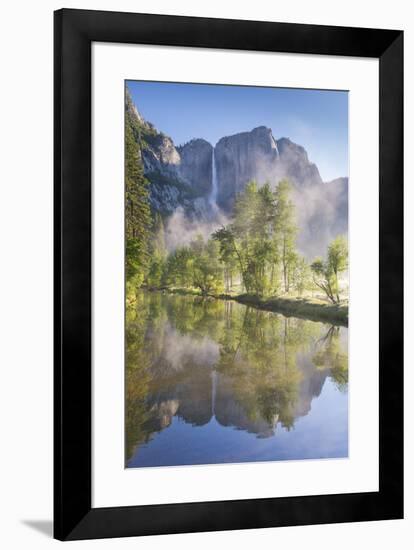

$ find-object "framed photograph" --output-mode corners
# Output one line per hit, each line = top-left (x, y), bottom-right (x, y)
(54, 9), (403, 540)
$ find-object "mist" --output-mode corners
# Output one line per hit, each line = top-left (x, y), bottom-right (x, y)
(162, 143), (347, 260)
(248, 149), (348, 259)
(164, 205), (229, 251)
(155, 321), (220, 371)
(292, 179), (348, 259)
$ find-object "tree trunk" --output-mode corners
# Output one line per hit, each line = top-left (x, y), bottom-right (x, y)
(283, 238), (287, 292)
(335, 270), (340, 303)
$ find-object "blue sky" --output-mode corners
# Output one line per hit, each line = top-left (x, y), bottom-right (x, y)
(127, 80), (348, 182)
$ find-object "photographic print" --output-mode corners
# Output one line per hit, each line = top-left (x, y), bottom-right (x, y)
(125, 81), (349, 468)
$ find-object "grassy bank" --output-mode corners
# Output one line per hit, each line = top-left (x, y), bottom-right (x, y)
(228, 294), (348, 326)
(145, 287), (348, 327)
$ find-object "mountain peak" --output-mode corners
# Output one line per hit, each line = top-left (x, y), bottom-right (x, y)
(251, 125), (272, 134)
(213, 126), (322, 209)
(125, 87), (147, 127)
(177, 138), (212, 151)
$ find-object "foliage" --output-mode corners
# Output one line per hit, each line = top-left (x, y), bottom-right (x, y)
(124, 99), (348, 306)
(273, 180), (298, 292)
(146, 213), (167, 289)
(310, 235), (348, 304)
(190, 236), (224, 294)
(313, 326), (348, 392)
(213, 180), (298, 296)
(125, 106), (152, 302)
(159, 235), (224, 295)
(291, 255), (312, 296)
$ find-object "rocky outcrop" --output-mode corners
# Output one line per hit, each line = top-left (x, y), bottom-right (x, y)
(126, 92), (214, 215)
(215, 126), (323, 210)
(125, 87), (146, 126)
(277, 137), (323, 187)
(215, 126), (278, 209)
(142, 134), (180, 171)
(177, 139), (213, 196)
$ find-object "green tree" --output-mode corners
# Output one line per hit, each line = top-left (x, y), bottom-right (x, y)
(213, 230), (239, 293)
(213, 180), (299, 297)
(231, 181), (266, 293)
(146, 213), (167, 288)
(291, 255), (312, 296)
(163, 246), (194, 288)
(159, 179), (311, 300)
(273, 180), (298, 293)
(328, 235), (348, 303)
(190, 236), (224, 295)
(125, 109), (152, 300)
(213, 226), (243, 286)
(310, 235), (348, 304)
(214, 182), (275, 295)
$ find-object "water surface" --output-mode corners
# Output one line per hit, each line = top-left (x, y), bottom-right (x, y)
(126, 291), (348, 467)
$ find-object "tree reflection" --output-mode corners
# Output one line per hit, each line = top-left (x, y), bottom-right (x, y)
(125, 291), (348, 463)
(313, 325), (348, 392)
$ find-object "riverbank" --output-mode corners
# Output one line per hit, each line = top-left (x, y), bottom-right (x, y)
(229, 294), (347, 326)
(148, 288), (348, 327)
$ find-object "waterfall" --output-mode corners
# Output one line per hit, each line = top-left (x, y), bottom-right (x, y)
(209, 148), (218, 208)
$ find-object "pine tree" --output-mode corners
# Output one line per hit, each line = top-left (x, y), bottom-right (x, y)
(125, 102), (152, 294)
(146, 213), (167, 288)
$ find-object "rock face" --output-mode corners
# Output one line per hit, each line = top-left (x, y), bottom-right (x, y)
(177, 139), (213, 196)
(126, 93), (213, 215)
(214, 126), (279, 206)
(215, 126), (322, 210)
(142, 133), (181, 171)
(125, 88), (146, 126)
(277, 137), (323, 187)
(126, 90), (347, 255)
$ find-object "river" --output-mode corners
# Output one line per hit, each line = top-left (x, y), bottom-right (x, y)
(126, 291), (348, 467)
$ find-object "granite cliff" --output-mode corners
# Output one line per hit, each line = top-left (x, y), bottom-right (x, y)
(214, 126), (323, 210)
(126, 90), (348, 255)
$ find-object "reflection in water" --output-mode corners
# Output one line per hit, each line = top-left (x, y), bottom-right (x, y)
(126, 291), (348, 467)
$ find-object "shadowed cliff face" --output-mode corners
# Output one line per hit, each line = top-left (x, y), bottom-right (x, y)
(177, 139), (213, 196)
(214, 126), (279, 209)
(126, 292), (348, 464)
(215, 127), (323, 210)
(277, 137), (323, 187)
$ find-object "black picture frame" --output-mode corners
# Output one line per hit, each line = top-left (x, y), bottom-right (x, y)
(54, 8), (403, 541)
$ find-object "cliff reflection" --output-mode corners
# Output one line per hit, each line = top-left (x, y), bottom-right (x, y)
(126, 292), (348, 464)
